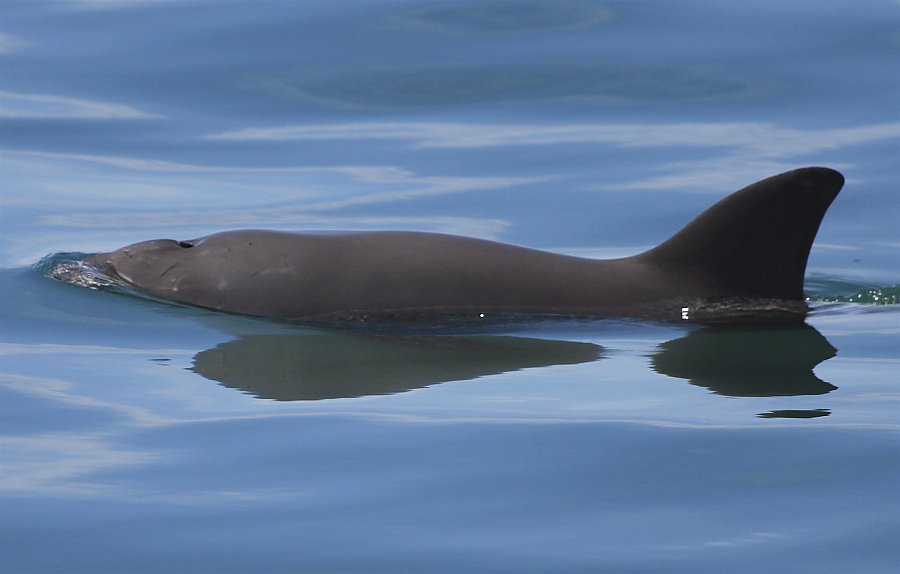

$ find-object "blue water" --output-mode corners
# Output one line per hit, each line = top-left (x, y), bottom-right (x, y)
(1, 1), (898, 573)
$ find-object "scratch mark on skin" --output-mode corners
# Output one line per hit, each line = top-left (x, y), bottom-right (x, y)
(159, 262), (180, 278)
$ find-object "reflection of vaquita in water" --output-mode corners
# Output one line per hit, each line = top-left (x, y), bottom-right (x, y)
(650, 323), (838, 418)
(191, 333), (604, 400)
(189, 322), (840, 414)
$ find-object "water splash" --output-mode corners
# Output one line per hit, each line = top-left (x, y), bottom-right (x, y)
(805, 276), (900, 305)
(34, 252), (125, 291)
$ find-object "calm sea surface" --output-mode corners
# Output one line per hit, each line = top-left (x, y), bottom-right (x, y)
(1, 2), (898, 573)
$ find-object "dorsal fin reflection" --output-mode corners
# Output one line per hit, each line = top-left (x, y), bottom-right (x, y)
(650, 323), (837, 397)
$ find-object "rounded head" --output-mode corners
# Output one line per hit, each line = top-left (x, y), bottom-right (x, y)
(88, 238), (194, 289)
(85, 231), (312, 316)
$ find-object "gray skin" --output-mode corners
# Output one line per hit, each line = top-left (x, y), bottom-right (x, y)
(86, 167), (843, 321)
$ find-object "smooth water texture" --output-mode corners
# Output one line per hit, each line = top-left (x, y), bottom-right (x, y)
(1, 2), (898, 573)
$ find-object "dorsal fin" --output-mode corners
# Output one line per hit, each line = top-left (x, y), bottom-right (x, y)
(638, 167), (844, 300)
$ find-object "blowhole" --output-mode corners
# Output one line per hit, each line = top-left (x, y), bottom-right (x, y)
(178, 241), (194, 248)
